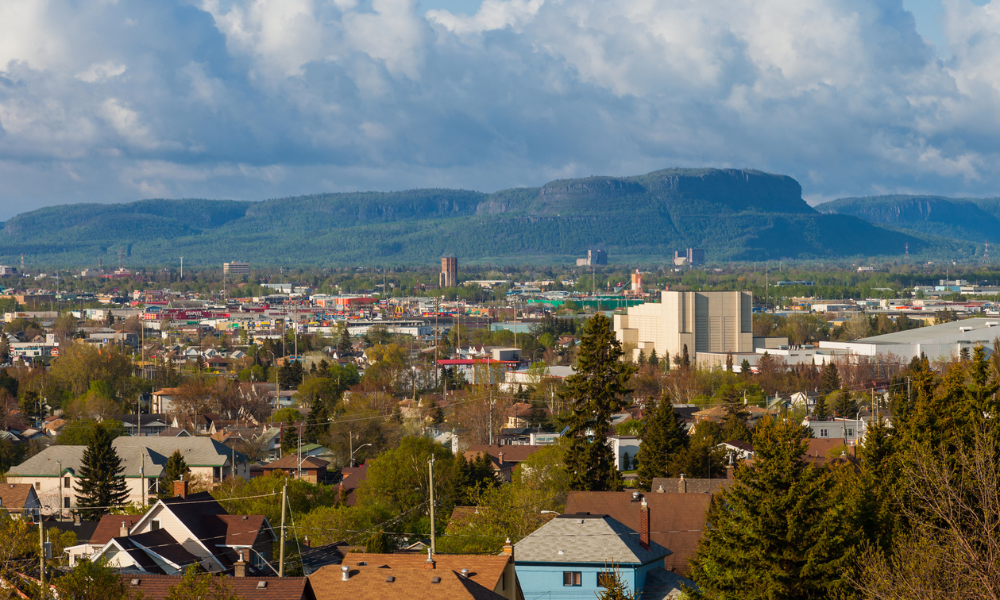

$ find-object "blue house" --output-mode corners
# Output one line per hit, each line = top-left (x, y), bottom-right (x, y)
(514, 500), (691, 599)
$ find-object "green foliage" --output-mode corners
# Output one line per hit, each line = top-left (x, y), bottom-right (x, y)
(596, 564), (636, 600)
(691, 417), (857, 599)
(562, 314), (636, 492)
(304, 399), (330, 444)
(819, 362), (841, 396)
(57, 419), (125, 446)
(212, 472), (337, 528)
(0, 438), (26, 474)
(164, 565), (242, 600)
(636, 396), (688, 490)
(158, 450), (190, 497)
(74, 423), (129, 519)
(812, 395), (831, 420)
(53, 559), (130, 600)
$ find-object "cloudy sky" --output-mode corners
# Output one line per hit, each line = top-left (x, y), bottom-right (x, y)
(0, 0), (998, 218)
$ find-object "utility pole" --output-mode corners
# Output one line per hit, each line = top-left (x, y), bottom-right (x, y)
(39, 520), (46, 598)
(278, 483), (287, 577)
(57, 460), (62, 521)
(428, 455), (436, 555)
(179, 257), (183, 280)
(488, 383), (494, 446)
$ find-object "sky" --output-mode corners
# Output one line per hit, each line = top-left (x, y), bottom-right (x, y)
(1, 0), (1000, 218)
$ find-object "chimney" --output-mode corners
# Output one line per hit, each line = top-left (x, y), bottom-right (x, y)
(234, 551), (246, 578)
(424, 547), (436, 570)
(341, 565), (351, 581)
(174, 476), (188, 499)
(639, 498), (650, 550)
(678, 474), (687, 493)
(73, 513), (81, 526)
(502, 537), (514, 560)
(498, 452), (505, 467)
(120, 521), (129, 537)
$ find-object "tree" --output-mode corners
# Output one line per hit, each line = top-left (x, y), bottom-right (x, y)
(164, 565), (242, 600)
(833, 388), (857, 417)
(281, 419), (299, 454)
(305, 399), (330, 444)
(596, 563), (636, 600)
(74, 424), (129, 519)
(636, 349), (645, 365)
(53, 559), (130, 600)
(813, 394), (831, 420)
(691, 417), (857, 599)
(682, 344), (691, 368)
(159, 450), (190, 497)
(818, 362), (841, 396)
(562, 314), (636, 492)
(635, 396), (688, 490)
(337, 323), (353, 357)
(648, 349), (659, 366)
(740, 358), (751, 377)
(0, 335), (9, 364)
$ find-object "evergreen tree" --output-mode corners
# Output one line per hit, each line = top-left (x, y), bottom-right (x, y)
(636, 349), (645, 365)
(682, 344), (691, 368)
(719, 407), (753, 444)
(304, 400), (329, 444)
(0, 335), (9, 364)
(159, 450), (191, 497)
(833, 389), (856, 417)
(562, 314), (636, 492)
(648, 349), (659, 366)
(813, 394), (831, 420)
(667, 435), (726, 479)
(281, 419), (298, 454)
(691, 417), (857, 599)
(818, 362), (841, 396)
(74, 424), (129, 519)
(740, 359), (751, 377)
(636, 396), (688, 490)
(337, 324), (353, 356)
(724, 352), (733, 372)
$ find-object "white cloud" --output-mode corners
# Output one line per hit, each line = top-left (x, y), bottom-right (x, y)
(1, 0), (1000, 219)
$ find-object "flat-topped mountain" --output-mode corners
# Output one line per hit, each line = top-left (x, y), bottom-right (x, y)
(0, 168), (937, 265)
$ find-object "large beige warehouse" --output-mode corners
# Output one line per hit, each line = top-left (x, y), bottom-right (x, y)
(614, 290), (753, 362)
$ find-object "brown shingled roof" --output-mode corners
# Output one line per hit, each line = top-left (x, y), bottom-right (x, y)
(464, 445), (544, 464)
(0, 483), (34, 510)
(309, 555), (512, 600)
(564, 491), (712, 576)
(121, 573), (314, 599)
(263, 455), (330, 470)
(92, 515), (143, 545)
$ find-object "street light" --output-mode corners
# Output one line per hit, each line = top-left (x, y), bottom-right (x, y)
(349, 431), (372, 468)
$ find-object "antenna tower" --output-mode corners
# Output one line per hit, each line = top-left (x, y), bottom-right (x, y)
(904, 242), (909, 259)
(117, 247), (125, 270)
(986, 241), (990, 264)
(19, 254), (23, 271)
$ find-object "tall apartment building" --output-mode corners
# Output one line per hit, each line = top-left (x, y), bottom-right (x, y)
(614, 290), (752, 362)
(223, 262), (250, 275)
(440, 255), (458, 288)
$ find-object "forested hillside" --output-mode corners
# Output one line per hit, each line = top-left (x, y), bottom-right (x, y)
(0, 169), (944, 266)
(817, 194), (1000, 244)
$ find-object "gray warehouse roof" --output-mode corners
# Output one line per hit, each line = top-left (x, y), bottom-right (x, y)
(514, 513), (671, 565)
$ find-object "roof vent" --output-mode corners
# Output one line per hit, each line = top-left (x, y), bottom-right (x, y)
(988, 322), (999, 327)
(577, 519), (584, 524)
(631, 491), (640, 501)
(960, 326), (973, 332)
(358, 561), (366, 566)
(386, 576), (395, 583)
(341, 565), (351, 581)
(256, 582), (267, 589)
(130, 579), (140, 587)
(432, 577), (441, 584)
(460, 568), (469, 578)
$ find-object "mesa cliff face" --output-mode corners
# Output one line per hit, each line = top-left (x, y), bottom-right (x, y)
(0, 168), (936, 265)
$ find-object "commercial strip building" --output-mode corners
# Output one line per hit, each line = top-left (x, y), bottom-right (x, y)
(819, 317), (1000, 361)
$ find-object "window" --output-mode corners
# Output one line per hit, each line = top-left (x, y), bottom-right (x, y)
(598, 573), (615, 588)
(34, 482), (40, 490)
(63, 477), (70, 488)
(151, 520), (161, 531)
(563, 572), (582, 587)
(847, 428), (854, 437)
(819, 429), (828, 437)
(63, 498), (70, 509)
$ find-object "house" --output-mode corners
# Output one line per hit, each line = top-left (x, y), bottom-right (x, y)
(151, 388), (182, 414)
(48, 516), (101, 566)
(650, 473), (734, 495)
(308, 550), (520, 600)
(565, 491), (713, 576)
(608, 436), (641, 471)
(260, 455), (329, 484)
(92, 480), (277, 574)
(464, 445), (545, 483)
(515, 509), (691, 599)
(718, 440), (754, 460)
(118, 414), (170, 437)
(6, 437), (249, 514)
(65, 514), (143, 567)
(120, 573), (315, 600)
(0, 483), (41, 521)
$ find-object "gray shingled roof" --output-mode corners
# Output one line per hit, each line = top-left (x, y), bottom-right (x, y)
(7, 437), (241, 477)
(514, 513), (671, 565)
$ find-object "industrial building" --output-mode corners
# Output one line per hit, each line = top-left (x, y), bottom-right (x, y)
(576, 248), (608, 266)
(223, 261), (250, 275)
(614, 290), (753, 362)
(820, 317), (1000, 360)
(440, 255), (458, 288)
(673, 248), (705, 266)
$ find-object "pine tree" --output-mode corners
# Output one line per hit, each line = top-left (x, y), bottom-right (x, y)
(621, 453), (631, 471)
(0, 335), (9, 364)
(562, 314), (636, 492)
(819, 362), (841, 396)
(691, 417), (858, 599)
(337, 324), (352, 356)
(636, 349), (645, 365)
(74, 425), (129, 519)
(813, 395), (831, 420)
(636, 396), (688, 490)
(833, 388), (857, 418)
(682, 344), (691, 368)
(159, 450), (191, 497)
(281, 419), (298, 454)
(740, 359), (751, 377)
(305, 400), (329, 444)
(725, 352), (733, 372)
(648, 349), (659, 366)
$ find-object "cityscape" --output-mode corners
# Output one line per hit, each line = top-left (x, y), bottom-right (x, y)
(2, 0), (1000, 599)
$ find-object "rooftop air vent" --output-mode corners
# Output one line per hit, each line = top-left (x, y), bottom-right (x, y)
(256, 582), (267, 589)
(432, 577), (441, 584)
(460, 569), (469, 578)
(130, 579), (140, 586)
(386, 576), (395, 583)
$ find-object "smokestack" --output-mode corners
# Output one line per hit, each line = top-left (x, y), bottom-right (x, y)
(174, 476), (188, 499)
(424, 547), (436, 570)
(639, 498), (650, 550)
(234, 551), (246, 577)
(502, 537), (514, 561)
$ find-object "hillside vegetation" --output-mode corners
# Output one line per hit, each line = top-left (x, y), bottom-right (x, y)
(0, 169), (942, 266)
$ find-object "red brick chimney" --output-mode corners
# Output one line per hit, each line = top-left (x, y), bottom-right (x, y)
(639, 499), (650, 550)
(502, 537), (514, 561)
(174, 477), (188, 499)
(498, 452), (505, 467)
(424, 547), (436, 570)
(678, 474), (687, 493)
(234, 550), (246, 577)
